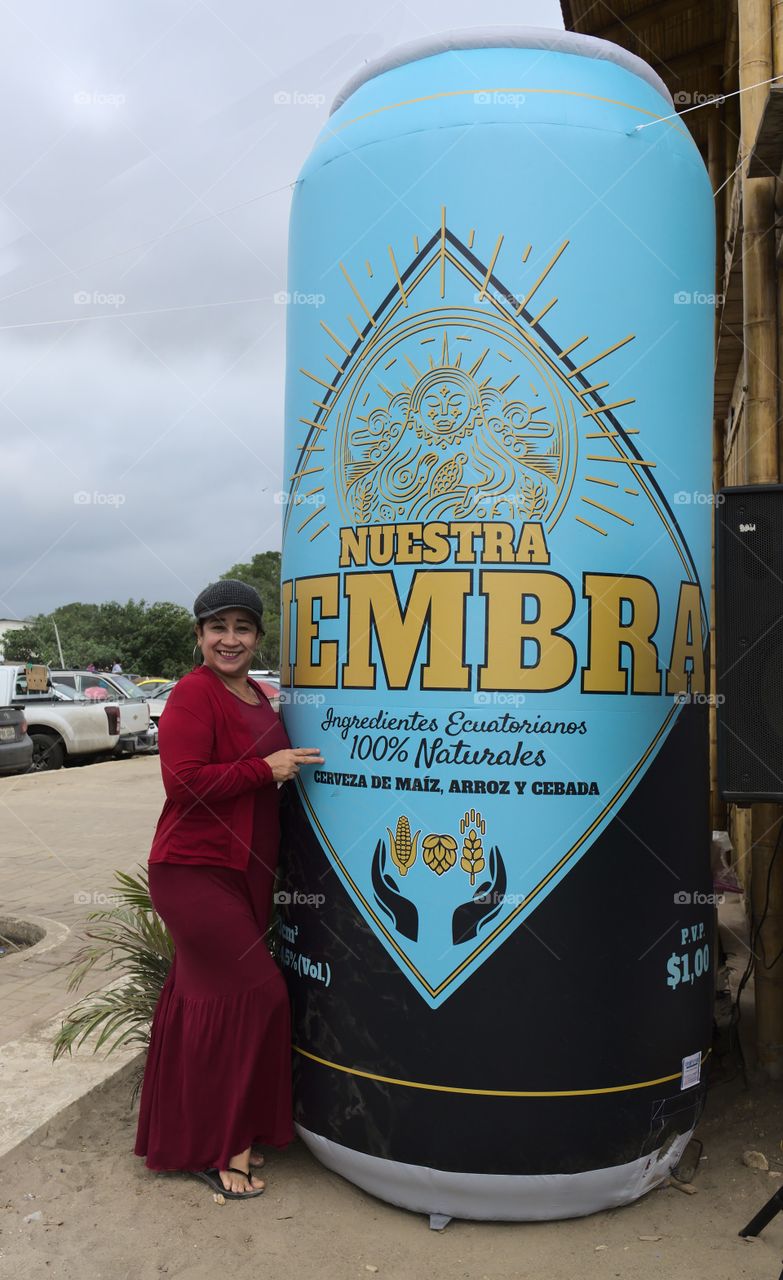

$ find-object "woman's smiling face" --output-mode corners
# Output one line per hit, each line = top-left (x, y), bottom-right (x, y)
(197, 609), (259, 678)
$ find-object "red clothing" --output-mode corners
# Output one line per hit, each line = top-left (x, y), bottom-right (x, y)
(135, 684), (295, 1172)
(149, 664), (290, 870)
(135, 858), (294, 1170)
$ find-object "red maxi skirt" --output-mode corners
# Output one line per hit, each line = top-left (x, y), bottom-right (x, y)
(134, 850), (294, 1172)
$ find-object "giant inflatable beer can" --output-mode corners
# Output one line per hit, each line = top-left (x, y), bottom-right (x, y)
(279, 28), (714, 1221)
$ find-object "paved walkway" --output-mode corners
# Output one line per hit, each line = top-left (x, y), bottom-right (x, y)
(0, 755), (163, 1046)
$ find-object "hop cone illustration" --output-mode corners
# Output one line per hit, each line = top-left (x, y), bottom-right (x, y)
(422, 833), (458, 876)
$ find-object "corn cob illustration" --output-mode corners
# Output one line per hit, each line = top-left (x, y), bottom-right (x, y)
(459, 808), (486, 886)
(422, 833), (458, 876)
(386, 815), (420, 876)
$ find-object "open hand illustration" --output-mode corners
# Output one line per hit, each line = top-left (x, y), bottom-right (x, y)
(451, 845), (508, 945)
(371, 838), (420, 942)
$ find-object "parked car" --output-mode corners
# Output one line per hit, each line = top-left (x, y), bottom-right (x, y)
(50, 670), (153, 755)
(135, 677), (170, 694)
(0, 706), (33, 775)
(252, 678), (280, 712)
(0, 665), (121, 770)
(101, 672), (152, 703)
(49, 682), (93, 703)
(144, 681), (176, 725)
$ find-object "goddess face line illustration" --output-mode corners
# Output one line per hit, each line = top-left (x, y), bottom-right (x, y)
(344, 349), (563, 526)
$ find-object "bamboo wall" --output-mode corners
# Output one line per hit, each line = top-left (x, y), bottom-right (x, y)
(718, 0), (783, 1075)
(563, 0), (783, 1078)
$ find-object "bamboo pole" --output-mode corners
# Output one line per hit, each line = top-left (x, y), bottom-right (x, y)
(740, 0), (783, 1079)
(773, 0), (783, 459)
(724, 0), (740, 248)
(708, 105), (728, 833)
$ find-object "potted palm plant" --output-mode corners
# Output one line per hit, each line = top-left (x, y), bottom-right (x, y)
(53, 868), (173, 1098)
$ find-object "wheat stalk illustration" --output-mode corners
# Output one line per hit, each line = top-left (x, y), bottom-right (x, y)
(459, 808), (486, 886)
(353, 477), (373, 523)
(520, 476), (547, 520)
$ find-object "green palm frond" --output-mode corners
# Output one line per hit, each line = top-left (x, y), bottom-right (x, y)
(53, 866), (172, 1069)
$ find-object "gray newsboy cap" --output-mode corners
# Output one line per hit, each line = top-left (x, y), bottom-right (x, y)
(193, 579), (264, 628)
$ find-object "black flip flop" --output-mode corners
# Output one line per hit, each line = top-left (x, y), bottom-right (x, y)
(194, 1165), (265, 1199)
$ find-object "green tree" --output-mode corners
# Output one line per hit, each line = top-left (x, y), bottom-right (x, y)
(4, 600), (194, 678)
(3, 551), (283, 680)
(220, 551), (281, 671)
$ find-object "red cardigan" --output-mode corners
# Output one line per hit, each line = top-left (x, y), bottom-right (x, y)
(148, 664), (286, 870)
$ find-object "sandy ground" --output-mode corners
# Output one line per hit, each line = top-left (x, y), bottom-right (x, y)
(1, 1059), (783, 1280)
(2, 757), (783, 1277)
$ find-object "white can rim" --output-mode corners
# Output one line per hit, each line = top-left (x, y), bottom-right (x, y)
(330, 26), (673, 116)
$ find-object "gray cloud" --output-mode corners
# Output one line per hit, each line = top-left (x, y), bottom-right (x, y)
(0, 0), (562, 619)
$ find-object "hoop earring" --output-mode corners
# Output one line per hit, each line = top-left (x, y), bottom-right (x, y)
(192, 643), (202, 666)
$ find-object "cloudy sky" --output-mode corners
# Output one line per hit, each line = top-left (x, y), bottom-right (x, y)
(0, 0), (563, 620)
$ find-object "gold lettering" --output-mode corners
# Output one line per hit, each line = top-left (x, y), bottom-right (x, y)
(582, 574), (661, 694)
(515, 522), (550, 564)
(339, 526), (367, 568)
(666, 582), (705, 695)
(368, 526), (395, 565)
(479, 571), (576, 690)
(449, 522), (484, 562)
(293, 575), (339, 687)
(280, 579), (293, 685)
(422, 521), (451, 563)
(342, 571), (471, 689)
(481, 522), (515, 563)
(396, 523), (423, 563)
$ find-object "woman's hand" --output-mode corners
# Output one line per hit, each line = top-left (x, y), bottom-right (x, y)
(263, 746), (324, 782)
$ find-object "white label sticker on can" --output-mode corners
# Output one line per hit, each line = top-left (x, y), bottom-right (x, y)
(681, 1051), (701, 1090)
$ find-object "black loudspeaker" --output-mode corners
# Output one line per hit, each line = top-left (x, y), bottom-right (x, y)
(716, 483), (783, 803)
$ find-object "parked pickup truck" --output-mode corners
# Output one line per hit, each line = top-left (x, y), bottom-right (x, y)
(0, 665), (121, 771)
(50, 670), (154, 755)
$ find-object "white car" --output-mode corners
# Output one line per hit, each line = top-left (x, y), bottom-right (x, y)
(51, 670), (153, 755)
(144, 681), (176, 725)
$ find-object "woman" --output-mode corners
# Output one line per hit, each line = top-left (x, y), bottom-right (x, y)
(134, 578), (323, 1199)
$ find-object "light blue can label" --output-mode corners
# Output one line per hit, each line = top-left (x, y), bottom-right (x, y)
(281, 49), (713, 1010)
